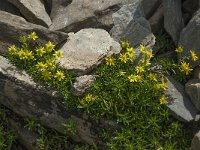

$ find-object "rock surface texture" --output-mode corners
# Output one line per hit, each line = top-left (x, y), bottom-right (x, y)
(191, 130), (200, 150)
(163, 0), (184, 44)
(8, 0), (52, 27)
(58, 28), (121, 75)
(50, 0), (133, 32)
(185, 79), (200, 111)
(179, 9), (200, 68)
(0, 11), (68, 55)
(165, 77), (198, 122)
(0, 0), (21, 16)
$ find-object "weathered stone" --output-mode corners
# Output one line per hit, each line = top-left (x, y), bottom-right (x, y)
(8, 0), (52, 27)
(193, 66), (200, 79)
(9, 119), (39, 150)
(163, 0), (184, 44)
(191, 130), (200, 150)
(0, 0), (21, 16)
(50, 0), (133, 32)
(110, 1), (155, 59)
(149, 4), (164, 34)
(165, 77), (198, 122)
(0, 11), (68, 55)
(58, 28), (121, 76)
(0, 56), (101, 144)
(142, 0), (161, 19)
(179, 9), (200, 68)
(185, 79), (200, 111)
(71, 75), (97, 96)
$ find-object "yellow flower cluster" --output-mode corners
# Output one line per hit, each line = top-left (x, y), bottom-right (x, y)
(8, 32), (65, 82)
(139, 44), (153, 66)
(128, 74), (143, 83)
(85, 94), (96, 103)
(190, 50), (198, 61)
(180, 61), (192, 75)
(159, 95), (167, 105)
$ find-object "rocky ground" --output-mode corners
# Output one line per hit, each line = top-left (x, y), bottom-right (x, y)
(0, 0), (200, 149)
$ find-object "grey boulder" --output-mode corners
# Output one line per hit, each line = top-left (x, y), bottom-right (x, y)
(185, 79), (200, 111)
(58, 28), (121, 76)
(165, 77), (198, 122)
(8, 0), (52, 27)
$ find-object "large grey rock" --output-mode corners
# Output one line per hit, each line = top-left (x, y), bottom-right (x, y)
(163, 0), (184, 45)
(191, 130), (200, 150)
(0, 0), (21, 16)
(0, 56), (101, 144)
(179, 9), (200, 68)
(50, 0), (133, 32)
(71, 75), (97, 96)
(8, 0), (52, 27)
(110, 1), (155, 58)
(0, 11), (68, 55)
(185, 79), (200, 110)
(142, 0), (161, 19)
(58, 28), (121, 76)
(165, 77), (198, 122)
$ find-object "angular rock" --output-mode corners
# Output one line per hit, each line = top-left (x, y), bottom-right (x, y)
(58, 28), (121, 76)
(50, 0), (133, 32)
(0, 11), (68, 55)
(0, 56), (101, 144)
(179, 9), (200, 68)
(0, 0), (21, 16)
(163, 0), (184, 44)
(71, 75), (97, 96)
(110, 1), (155, 59)
(191, 130), (200, 150)
(149, 4), (164, 34)
(185, 79), (200, 110)
(142, 0), (161, 19)
(8, 0), (52, 27)
(165, 77), (198, 122)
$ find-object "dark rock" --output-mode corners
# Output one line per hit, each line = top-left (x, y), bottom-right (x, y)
(8, 0), (52, 27)
(182, 0), (198, 15)
(142, 0), (161, 19)
(163, 0), (184, 44)
(179, 9), (200, 68)
(149, 4), (164, 34)
(0, 11), (68, 55)
(185, 79), (200, 110)
(0, 0), (21, 16)
(191, 130), (200, 150)
(165, 77), (198, 122)
(50, 0), (133, 32)
(193, 66), (200, 79)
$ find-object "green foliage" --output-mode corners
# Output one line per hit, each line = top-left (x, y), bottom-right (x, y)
(63, 119), (77, 136)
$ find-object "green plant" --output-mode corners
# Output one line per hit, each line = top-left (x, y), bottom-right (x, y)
(63, 118), (77, 136)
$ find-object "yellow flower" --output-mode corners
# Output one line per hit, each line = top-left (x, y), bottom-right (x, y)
(140, 44), (147, 52)
(17, 50), (26, 59)
(8, 45), (17, 54)
(24, 50), (34, 60)
(85, 94), (96, 103)
(126, 51), (134, 61)
(180, 61), (192, 75)
(190, 50), (198, 61)
(159, 95), (167, 105)
(155, 81), (168, 91)
(46, 59), (56, 70)
(144, 50), (153, 59)
(54, 70), (65, 81)
(42, 71), (52, 80)
(36, 47), (46, 57)
(175, 46), (183, 53)
(118, 70), (126, 76)
(45, 41), (55, 52)
(36, 62), (47, 71)
(105, 56), (116, 66)
(126, 47), (134, 53)
(19, 36), (27, 43)
(121, 41), (130, 49)
(148, 73), (157, 82)
(28, 32), (38, 40)
(135, 66), (144, 74)
(53, 51), (63, 60)
(128, 74), (142, 83)
(119, 53), (128, 63)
